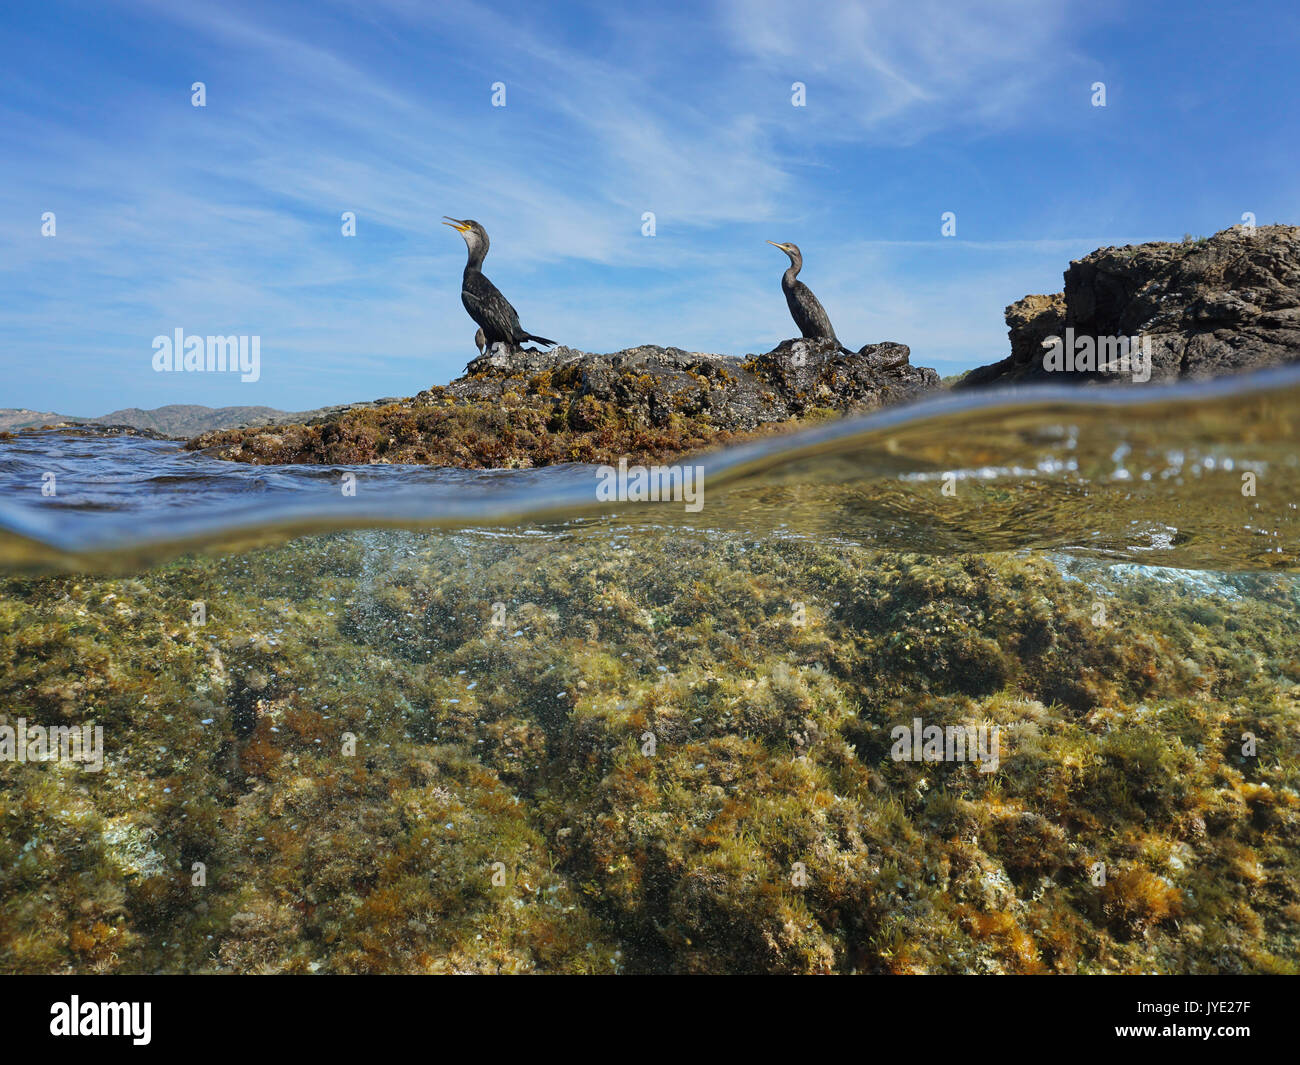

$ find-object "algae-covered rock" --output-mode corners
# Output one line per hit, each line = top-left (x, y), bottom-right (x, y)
(185, 341), (938, 468)
(2, 534), (1297, 974)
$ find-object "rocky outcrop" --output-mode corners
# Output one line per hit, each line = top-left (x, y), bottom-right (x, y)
(959, 224), (1300, 387)
(959, 294), (1065, 388)
(188, 339), (937, 467)
(442, 338), (936, 431)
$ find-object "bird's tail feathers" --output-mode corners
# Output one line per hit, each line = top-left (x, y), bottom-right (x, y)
(523, 333), (557, 347)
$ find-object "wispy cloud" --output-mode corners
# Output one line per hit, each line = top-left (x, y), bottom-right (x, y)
(719, 0), (1081, 140)
(0, 0), (1296, 412)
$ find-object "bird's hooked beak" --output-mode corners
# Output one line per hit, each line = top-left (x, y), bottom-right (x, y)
(443, 216), (471, 233)
(766, 240), (789, 252)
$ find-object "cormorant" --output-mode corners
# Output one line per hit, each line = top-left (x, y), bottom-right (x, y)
(766, 240), (849, 353)
(443, 218), (556, 351)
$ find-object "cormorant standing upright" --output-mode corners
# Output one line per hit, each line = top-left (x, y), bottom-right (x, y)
(443, 218), (555, 351)
(766, 240), (849, 353)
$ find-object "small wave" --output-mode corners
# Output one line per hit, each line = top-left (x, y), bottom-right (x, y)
(2, 367), (1298, 573)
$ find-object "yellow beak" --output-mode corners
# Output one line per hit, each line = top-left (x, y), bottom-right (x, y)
(766, 240), (786, 250)
(442, 217), (471, 232)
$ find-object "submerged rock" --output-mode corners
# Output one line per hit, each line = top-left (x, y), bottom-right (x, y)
(4, 534), (1299, 974)
(188, 340), (938, 467)
(959, 224), (1300, 387)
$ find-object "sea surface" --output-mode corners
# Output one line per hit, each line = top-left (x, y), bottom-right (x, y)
(2, 370), (1298, 973)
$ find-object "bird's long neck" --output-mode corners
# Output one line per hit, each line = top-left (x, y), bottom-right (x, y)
(782, 261), (801, 289)
(464, 243), (487, 273)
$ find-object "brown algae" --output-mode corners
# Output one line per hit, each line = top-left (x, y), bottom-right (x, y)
(1, 533), (1296, 974)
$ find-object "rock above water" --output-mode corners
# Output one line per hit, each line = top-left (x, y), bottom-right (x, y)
(959, 224), (1300, 387)
(441, 338), (936, 431)
(188, 339), (938, 467)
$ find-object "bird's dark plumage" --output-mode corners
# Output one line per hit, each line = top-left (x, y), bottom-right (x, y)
(767, 241), (849, 353)
(444, 218), (556, 350)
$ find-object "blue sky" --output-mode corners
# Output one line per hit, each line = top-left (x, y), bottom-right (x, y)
(2, 0), (1298, 414)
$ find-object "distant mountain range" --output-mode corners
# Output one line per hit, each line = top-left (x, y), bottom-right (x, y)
(0, 401), (396, 437)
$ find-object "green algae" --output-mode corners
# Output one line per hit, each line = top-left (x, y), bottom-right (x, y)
(1, 533), (1298, 973)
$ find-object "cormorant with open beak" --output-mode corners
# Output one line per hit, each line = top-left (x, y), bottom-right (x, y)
(766, 240), (849, 353)
(443, 218), (556, 351)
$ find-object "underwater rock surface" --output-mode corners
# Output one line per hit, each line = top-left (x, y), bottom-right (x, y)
(1, 534), (1297, 974)
(186, 340), (938, 468)
(961, 224), (1300, 387)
